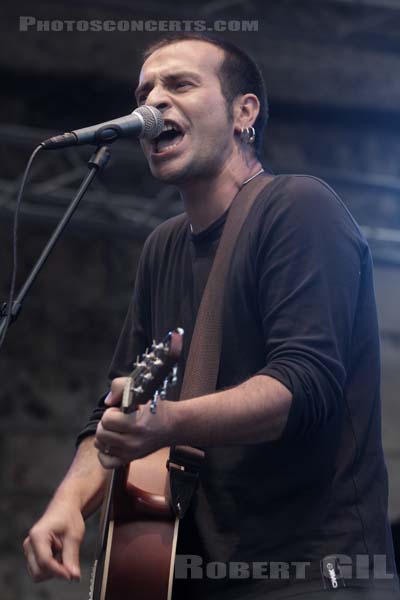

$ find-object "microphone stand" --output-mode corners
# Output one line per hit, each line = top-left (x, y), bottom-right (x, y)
(0, 144), (112, 340)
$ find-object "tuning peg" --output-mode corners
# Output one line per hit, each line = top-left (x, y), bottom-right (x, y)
(141, 372), (154, 381)
(171, 365), (178, 386)
(150, 390), (160, 414)
(134, 360), (147, 369)
(160, 376), (169, 399)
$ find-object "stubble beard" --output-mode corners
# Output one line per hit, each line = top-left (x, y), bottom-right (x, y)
(149, 148), (225, 186)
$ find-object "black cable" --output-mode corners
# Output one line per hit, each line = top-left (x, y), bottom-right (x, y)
(0, 143), (44, 351)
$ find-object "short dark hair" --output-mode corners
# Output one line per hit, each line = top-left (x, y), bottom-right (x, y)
(143, 33), (269, 159)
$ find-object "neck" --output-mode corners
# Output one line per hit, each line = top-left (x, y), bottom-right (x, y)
(178, 156), (264, 234)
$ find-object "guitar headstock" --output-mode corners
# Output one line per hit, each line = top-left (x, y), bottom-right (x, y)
(121, 328), (183, 414)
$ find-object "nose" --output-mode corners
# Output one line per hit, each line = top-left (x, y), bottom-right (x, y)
(145, 85), (171, 113)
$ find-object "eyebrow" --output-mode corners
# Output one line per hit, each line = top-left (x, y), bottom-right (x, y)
(135, 70), (202, 100)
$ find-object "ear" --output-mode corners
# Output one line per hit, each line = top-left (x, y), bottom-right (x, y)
(233, 93), (260, 134)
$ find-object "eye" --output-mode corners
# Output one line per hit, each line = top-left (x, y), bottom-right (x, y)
(174, 81), (191, 91)
(137, 94), (148, 105)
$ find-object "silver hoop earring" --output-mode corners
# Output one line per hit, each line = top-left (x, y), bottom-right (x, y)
(240, 126), (256, 145)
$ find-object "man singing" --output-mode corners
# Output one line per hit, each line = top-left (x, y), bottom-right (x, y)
(24, 33), (399, 599)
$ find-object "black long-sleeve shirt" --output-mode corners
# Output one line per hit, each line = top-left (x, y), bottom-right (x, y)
(78, 174), (398, 598)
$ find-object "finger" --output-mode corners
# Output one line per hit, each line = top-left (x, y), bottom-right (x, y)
(101, 408), (138, 434)
(61, 533), (82, 581)
(52, 535), (63, 562)
(24, 540), (50, 582)
(24, 533), (71, 582)
(95, 423), (126, 450)
(93, 438), (117, 455)
(103, 391), (113, 406)
(105, 377), (128, 406)
(97, 450), (125, 469)
(94, 435), (136, 461)
(23, 536), (44, 581)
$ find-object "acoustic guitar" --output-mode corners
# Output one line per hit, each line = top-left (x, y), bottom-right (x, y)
(89, 328), (184, 600)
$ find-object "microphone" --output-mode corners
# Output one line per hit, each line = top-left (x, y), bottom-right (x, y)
(41, 105), (164, 150)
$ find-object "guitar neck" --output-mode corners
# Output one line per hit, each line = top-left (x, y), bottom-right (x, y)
(89, 329), (184, 600)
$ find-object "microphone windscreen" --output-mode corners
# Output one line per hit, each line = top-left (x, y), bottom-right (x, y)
(134, 105), (164, 140)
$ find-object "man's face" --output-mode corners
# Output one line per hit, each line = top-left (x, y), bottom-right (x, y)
(135, 40), (235, 184)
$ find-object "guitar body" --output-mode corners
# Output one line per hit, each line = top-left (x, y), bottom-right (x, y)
(91, 448), (179, 600)
(106, 518), (178, 600)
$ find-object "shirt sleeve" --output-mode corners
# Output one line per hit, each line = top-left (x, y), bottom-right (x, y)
(255, 175), (366, 440)
(75, 243), (151, 446)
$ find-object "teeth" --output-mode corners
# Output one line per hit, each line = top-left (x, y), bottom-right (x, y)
(162, 123), (180, 133)
(154, 122), (184, 153)
(160, 141), (180, 151)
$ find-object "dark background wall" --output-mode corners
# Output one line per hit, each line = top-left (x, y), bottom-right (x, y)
(1, 1), (400, 598)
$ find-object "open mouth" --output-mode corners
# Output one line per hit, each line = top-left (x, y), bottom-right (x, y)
(152, 121), (185, 154)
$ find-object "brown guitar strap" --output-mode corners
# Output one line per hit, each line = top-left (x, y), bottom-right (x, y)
(168, 171), (275, 519)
